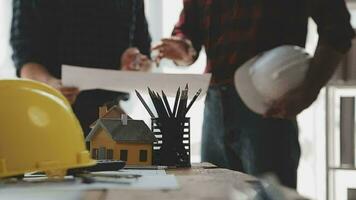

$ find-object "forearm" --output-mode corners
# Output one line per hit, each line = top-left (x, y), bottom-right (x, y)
(303, 40), (345, 93)
(20, 63), (55, 83)
(266, 41), (347, 118)
(307, 0), (354, 93)
(20, 62), (79, 104)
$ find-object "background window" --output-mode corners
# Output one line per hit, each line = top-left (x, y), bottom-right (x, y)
(107, 149), (113, 160)
(120, 149), (128, 161)
(139, 150), (148, 162)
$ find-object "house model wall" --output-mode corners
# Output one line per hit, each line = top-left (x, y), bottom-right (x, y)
(88, 122), (153, 165)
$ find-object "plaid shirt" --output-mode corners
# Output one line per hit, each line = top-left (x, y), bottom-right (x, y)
(11, 0), (151, 78)
(173, 0), (355, 84)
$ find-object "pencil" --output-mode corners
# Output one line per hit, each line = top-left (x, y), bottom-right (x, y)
(135, 90), (155, 118)
(181, 87), (188, 117)
(184, 88), (202, 116)
(148, 87), (161, 118)
(177, 84), (188, 118)
(172, 87), (180, 117)
(156, 92), (169, 118)
(161, 91), (173, 118)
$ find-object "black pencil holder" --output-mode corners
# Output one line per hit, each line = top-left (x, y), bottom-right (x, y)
(151, 117), (191, 168)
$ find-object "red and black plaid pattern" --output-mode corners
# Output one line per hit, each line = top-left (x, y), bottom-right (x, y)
(173, 0), (355, 84)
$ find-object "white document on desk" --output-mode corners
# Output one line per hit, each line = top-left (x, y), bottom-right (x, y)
(0, 175), (178, 191)
(0, 170), (178, 194)
(102, 169), (167, 176)
(62, 65), (211, 98)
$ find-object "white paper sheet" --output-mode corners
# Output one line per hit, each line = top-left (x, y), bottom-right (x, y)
(96, 169), (167, 176)
(0, 170), (178, 193)
(62, 65), (211, 98)
(0, 191), (83, 200)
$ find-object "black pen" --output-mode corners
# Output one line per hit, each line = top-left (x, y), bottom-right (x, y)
(135, 90), (155, 118)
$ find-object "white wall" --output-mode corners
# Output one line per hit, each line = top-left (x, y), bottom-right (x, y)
(0, 0), (15, 77)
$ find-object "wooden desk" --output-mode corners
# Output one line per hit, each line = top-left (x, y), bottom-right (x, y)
(84, 163), (306, 200)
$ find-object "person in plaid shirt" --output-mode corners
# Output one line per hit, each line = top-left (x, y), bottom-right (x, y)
(153, 0), (355, 188)
(10, 0), (152, 135)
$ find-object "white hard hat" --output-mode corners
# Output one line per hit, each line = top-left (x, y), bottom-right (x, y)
(234, 45), (311, 114)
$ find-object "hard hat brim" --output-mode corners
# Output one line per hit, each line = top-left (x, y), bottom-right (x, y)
(234, 56), (270, 115)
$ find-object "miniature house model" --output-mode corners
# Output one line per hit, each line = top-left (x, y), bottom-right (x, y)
(86, 112), (156, 166)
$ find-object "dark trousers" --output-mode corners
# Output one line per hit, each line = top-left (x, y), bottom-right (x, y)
(201, 84), (300, 188)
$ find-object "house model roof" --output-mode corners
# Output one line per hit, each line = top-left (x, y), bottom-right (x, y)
(86, 119), (156, 144)
(90, 105), (131, 128)
(101, 105), (127, 119)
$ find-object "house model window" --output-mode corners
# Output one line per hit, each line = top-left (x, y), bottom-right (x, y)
(98, 147), (107, 160)
(107, 149), (114, 160)
(140, 150), (148, 162)
(120, 150), (128, 161)
(92, 148), (114, 160)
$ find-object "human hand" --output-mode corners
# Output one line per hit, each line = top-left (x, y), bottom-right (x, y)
(264, 85), (319, 119)
(47, 78), (80, 105)
(121, 47), (152, 71)
(20, 63), (80, 105)
(152, 37), (196, 66)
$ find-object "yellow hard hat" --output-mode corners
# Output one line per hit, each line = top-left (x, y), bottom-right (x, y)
(0, 79), (95, 178)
